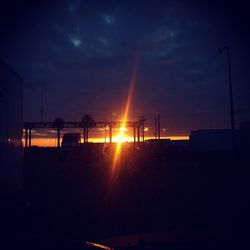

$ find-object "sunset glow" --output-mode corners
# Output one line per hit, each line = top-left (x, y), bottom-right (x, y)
(22, 136), (189, 147)
(110, 61), (138, 181)
(113, 128), (132, 143)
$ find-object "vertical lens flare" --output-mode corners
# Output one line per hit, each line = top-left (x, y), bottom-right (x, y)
(110, 61), (139, 182)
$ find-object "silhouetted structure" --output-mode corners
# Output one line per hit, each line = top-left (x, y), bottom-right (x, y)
(218, 46), (236, 151)
(138, 116), (146, 142)
(158, 115), (161, 139)
(0, 60), (23, 194)
(80, 114), (96, 143)
(154, 115), (161, 139)
(62, 133), (81, 147)
(239, 121), (250, 151)
(53, 118), (64, 147)
(190, 129), (237, 151)
(190, 122), (250, 152)
(23, 117), (146, 147)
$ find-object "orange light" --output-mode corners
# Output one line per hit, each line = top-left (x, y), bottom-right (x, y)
(119, 127), (127, 132)
(113, 133), (127, 143)
(112, 127), (130, 143)
(110, 61), (138, 182)
(85, 241), (113, 250)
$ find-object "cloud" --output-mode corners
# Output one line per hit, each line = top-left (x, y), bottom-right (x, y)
(101, 14), (115, 24)
(69, 36), (81, 47)
(98, 36), (109, 47)
(67, 0), (82, 12)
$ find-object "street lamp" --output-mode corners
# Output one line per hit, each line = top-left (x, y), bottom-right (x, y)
(218, 46), (236, 151)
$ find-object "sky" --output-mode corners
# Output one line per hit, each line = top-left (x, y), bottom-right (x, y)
(1, 0), (250, 137)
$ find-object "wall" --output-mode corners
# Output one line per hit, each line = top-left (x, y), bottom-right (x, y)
(0, 60), (23, 194)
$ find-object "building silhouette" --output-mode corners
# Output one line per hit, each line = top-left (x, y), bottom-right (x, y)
(0, 60), (23, 194)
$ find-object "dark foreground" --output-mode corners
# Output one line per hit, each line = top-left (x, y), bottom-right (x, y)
(1, 143), (250, 249)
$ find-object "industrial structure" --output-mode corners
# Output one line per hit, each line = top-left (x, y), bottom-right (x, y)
(24, 117), (146, 147)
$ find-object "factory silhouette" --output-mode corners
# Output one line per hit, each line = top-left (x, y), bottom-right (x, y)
(23, 116), (250, 152)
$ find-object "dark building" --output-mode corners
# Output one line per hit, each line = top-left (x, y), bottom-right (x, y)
(239, 121), (250, 151)
(189, 129), (236, 151)
(190, 125), (250, 152)
(0, 60), (23, 194)
(62, 133), (81, 147)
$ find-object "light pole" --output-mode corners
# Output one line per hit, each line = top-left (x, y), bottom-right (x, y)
(218, 46), (236, 151)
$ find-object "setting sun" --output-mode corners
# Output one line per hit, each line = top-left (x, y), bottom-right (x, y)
(112, 127), (132, 143)
(113, 134), (127, 143)
(119, 127), (127, 132)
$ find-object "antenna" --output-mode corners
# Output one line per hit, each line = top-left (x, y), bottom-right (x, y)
(155, 116), (157, 139)
(40, 86), (44, 122)
(157, 114), (160, 139)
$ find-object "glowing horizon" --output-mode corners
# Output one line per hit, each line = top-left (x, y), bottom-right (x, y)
(21, 135), (189, 147)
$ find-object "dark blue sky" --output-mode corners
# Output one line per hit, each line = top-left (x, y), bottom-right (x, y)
(1, 0), (250, 136)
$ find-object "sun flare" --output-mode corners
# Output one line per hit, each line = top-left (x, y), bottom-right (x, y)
(112, 127), (132, 143)
(109, 60), (138, 185)
(114, 133), (127, 143)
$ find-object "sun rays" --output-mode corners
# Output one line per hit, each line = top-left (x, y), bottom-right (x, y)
(109, 61), (139, 182)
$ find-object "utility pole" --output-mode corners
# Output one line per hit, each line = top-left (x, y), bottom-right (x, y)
(157, 114), (160, 139)
(104, 124), (107, 143)
(40, 86), (44, 122)
(155, 117), (157, 139)
(218, 46), (236, 151)
(109, 124), (112, 143)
